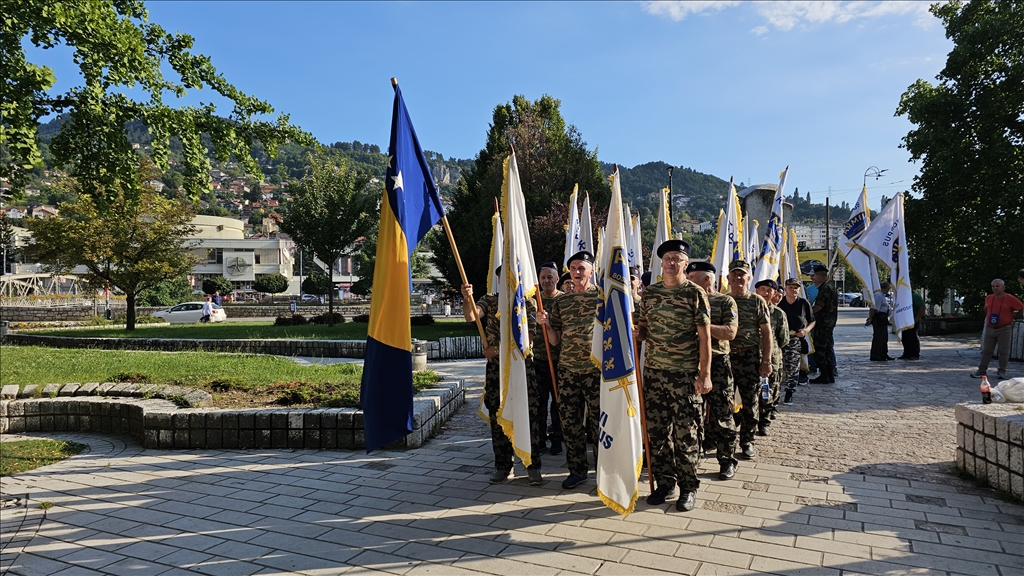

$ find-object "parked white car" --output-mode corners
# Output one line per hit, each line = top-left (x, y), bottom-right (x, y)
(153, 302), (227, 324)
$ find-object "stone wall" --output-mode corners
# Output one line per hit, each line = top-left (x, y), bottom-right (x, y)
(1011, 321), (1024, 361)
(0, 305), (164, 322)
(0, 379), (464, 450)
(917, 316), (984, 337)
(954, 402), (1024, 500)
(4, 333), (485, 359)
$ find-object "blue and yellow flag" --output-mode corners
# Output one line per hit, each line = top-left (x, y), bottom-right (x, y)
(360, 84), (445, 453)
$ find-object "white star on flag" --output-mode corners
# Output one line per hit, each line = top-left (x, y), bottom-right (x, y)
(391, 171), (404, 192)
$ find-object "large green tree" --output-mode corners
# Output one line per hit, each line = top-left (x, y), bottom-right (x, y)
(281, 152), (374, 326)
(1, 0), (311, 203)
(429, 95), (609, 290)
(896, 0), (1024, 309)
(27, 183), (198, 330)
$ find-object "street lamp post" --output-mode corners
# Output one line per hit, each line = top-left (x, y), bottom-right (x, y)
(667, 165), (674, 233)
(863, 166), (888, 188)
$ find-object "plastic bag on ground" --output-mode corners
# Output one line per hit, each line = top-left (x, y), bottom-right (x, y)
(992, 378), (1024, 403)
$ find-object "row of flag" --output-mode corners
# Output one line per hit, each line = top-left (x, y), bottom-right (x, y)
(359, 83), (913, 520)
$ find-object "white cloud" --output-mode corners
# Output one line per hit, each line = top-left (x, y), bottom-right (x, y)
(642, 1), (936, 32)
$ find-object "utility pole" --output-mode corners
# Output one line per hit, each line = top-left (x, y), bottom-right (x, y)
(825, 195), (831, 272)
(667, 165), (674, 234)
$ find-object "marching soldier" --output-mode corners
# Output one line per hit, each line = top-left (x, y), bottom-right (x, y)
(636, 240), (711, 511)
(462, 272), (545, 486)
(754, 280), (789, 436)
(537, 251), (601, 490)
(726, 260), (772, 460)
(686, 261), (739, 480)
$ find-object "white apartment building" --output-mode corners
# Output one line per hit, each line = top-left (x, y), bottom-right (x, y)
(188, 215), (296, 294)
(792, 223), (845, 249)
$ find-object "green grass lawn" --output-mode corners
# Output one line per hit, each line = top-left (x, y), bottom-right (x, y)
(27, 320), (479, 341)
(1, 439), (86, 476)
(0, 346), (439, 408)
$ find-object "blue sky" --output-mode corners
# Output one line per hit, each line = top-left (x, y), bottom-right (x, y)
(35, 1), (952, 210)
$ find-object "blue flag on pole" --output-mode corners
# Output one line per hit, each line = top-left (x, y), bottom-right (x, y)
(360, 84), (445, 453)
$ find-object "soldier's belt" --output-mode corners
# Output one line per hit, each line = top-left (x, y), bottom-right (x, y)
(730, 345), (759, 354)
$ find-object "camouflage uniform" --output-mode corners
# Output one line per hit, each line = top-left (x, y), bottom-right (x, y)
(704, 292), (739, 467)
(760, 304), (789, 427)
(638, 280), (710, 492)
(729, 292), (770, 447)
(778, 296), (812, 395)
(548, 286), (601, 477)
(812, 282), (839, 380)
(531, 290), (563, 447)
(479, 293), (544, 473)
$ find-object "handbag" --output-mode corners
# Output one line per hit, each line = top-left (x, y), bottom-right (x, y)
(799, 337), (810, 355)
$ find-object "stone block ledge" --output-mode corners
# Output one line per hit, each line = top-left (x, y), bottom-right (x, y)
(1, 381), (212, 408)
(954, 402), (1024, 500)
(0, 379), (464, 451)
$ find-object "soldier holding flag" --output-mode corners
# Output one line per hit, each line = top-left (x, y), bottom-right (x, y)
(636, 240), (712, 512)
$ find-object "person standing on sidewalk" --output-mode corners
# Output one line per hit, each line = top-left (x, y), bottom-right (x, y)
(727, 260), (772, 460)
(867, 282), (893, 361)
(810, 265), (838, 383)
(532, 262), (563, 456)
(778, 278), (814, 405)
(537, 251), (601, 490)
(462, 277), (545, 486)
(687, 261), (739, 480)
(754, 280), (789, 437)
(899, 291), (926, 361)
(636, 240), (711, 511)
(972, 278), (1023, 380)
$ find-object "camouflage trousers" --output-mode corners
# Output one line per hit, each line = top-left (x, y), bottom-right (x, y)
(759, 354), (784, 427)
(484, 359), (544, 472)
(534, 357), (562, 442)
(702, 353), (738, 467)
(730, 347), (762, 446)
(783, 337), (802, 393)
(813, 325), (836, 378)
(556, 367), (601, 477)
(642, 367), (703, 492)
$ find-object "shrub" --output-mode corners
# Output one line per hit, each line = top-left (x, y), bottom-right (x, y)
(274, 314), (309, 326)
(352, 314), (370, 323)
(310, 312), (345, 325)
(253, 273), (289, 294)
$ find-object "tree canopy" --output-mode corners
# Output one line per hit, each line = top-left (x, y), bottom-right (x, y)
(253, 273), (289, 295)
(430, 94), (609, 289)
(281, 152), (374, 324)
(26, 179), (198, 330)
(1, 0), (312, 205)
(896, 0), (1024, 307)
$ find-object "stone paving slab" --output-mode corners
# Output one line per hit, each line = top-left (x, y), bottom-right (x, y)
(2, 310), (1023, 575)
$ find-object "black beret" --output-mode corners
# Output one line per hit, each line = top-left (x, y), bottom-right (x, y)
(559, 272), (571, 286)
(641, 271), (652, 287)
(685, 260), (716, 274)
(811, 264), (828, 273)
(539, 261), (559, 273)
(729, 259), (751, 272)
(656, 240), (690, 258)
(754, 279), (779, 291)
(784, 277), (801, 286)
(567, 250), (595, 265)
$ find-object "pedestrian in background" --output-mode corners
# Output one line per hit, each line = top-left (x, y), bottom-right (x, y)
(972, 279), (1023, 380)
(809, 265), (838, 383)
(867, 282), (893, 361)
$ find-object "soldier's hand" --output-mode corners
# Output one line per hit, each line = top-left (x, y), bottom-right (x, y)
(758, 362), (772, 377)
(694, 374), (712, 395)
(461, 284), (473, 299)
(484, 345), (497, 361)
(535, 310), (548, 325)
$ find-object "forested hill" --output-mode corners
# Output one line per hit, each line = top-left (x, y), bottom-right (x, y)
(601, 161), (731, 223)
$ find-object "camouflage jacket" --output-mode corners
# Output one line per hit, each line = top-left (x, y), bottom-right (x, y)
(731, 291), (770, 349)
(548, 286), (599, 373)
(637, 280), (710, 373)
(768, 304), (789, 367)
(813, 282), (839, 328)
(531, 290), (562, 364)
(708, 292), (738, 357)
(478, 293), (536, 361)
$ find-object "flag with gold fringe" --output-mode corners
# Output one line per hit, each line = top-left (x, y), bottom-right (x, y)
(710, 178), (743, 292)
(590, 166), (643, 515)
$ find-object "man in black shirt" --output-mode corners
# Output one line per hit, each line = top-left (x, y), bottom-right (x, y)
(778, 278), (814, 404)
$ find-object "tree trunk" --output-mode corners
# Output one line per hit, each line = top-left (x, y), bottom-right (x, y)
(328, 266), (335, 327)
(126, 292), (137, 331)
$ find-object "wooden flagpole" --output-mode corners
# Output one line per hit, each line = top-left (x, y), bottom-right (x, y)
(534, 285), (559, 403)
(392, 76), (488, 349)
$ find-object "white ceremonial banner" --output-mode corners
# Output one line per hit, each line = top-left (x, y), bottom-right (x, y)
(753, 167), (789, 282)
(855, 192), (914, 335)
(563, 185), (580, 270)
(591, 166), (643, 516)
(840, 186), (882, 308)
(649, 188), (671, 283)
(579, 193), (594, 255)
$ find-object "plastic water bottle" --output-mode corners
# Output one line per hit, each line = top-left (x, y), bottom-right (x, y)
(760, 376), (770, 400)
(980, 376), (992, 404)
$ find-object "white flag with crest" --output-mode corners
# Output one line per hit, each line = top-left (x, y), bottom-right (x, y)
(591, 166), (643, 516)
(563, 185), (581, 270)
(579, 193), (594, 255)
(753, 167), (789, 282)
(649, 188), (671, 283)
(840, 186), (882, 308)
(496, 151), (538, 465)
(710, 178), (743, 292)
(855, 192), (914, 335)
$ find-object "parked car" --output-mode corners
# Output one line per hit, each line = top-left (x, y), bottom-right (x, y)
(850, 295), (865, 308)
(300, 294), (324, 304)
(153, 302), (227, 324)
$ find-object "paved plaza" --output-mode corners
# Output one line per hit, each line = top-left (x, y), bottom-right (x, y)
(2, 309), (1022, 576)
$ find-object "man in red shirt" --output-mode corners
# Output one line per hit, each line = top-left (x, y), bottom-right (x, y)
(972, 279), (1023, 380)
